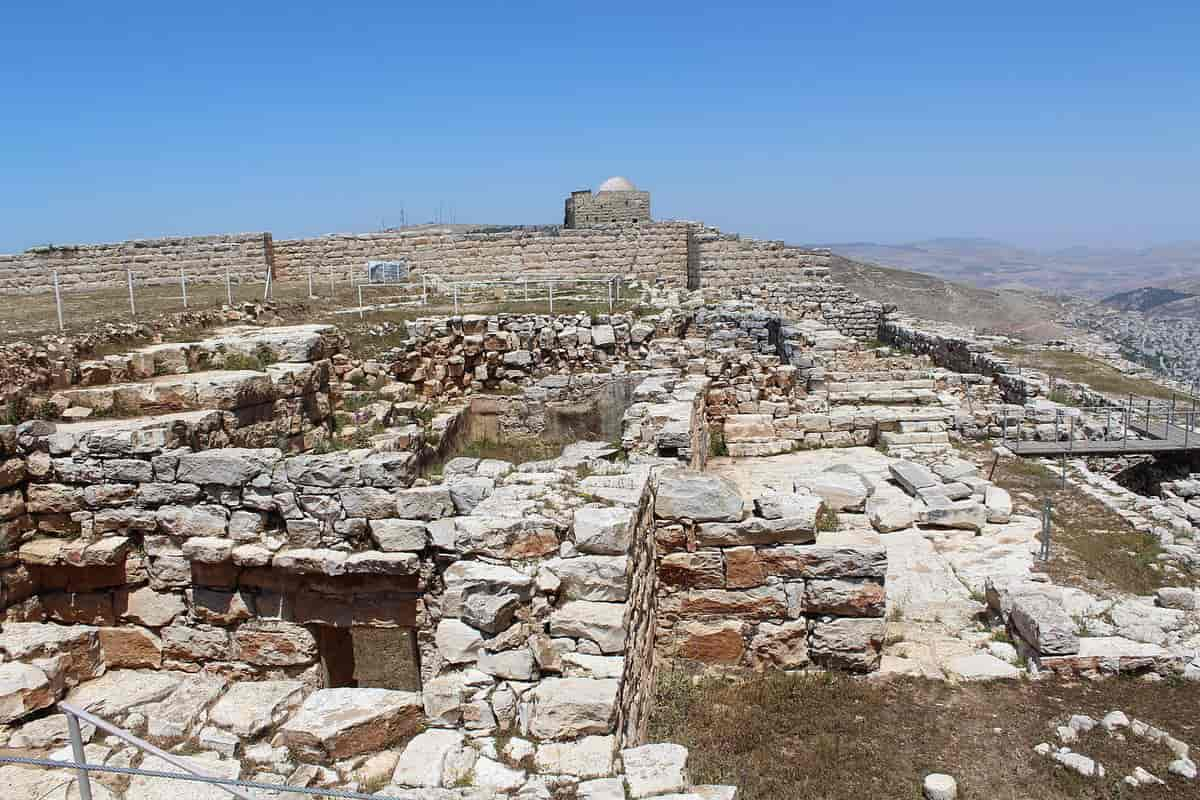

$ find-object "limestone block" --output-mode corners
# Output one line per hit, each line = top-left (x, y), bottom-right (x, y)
(369, 519), (429, 552)
(162, 624), (230, 664)
(524, 677), (618, 740)
(435, 619), (483, 664)
(208, 680), (304, 737)
(1010, 594), (1080, 656)
(144, 673), (228, 745)
(534, 735), (615, 778)
(984, 485), (1013, 524)
(803, 579), (887, 617)
(65, 669), (182, 719)
(888, 461), (940, 495)
(753, 492), (822, 523)
(796, 471), (869, 512)
(808, 617), (885, 673)
(660, 551), (726, 589)
(0, 662), (53, 723)
(232, 619), (317, 666)
(654, 469), (744, 522)
(394, 486), (455, 520)
(670, 620), (745, 664)
(156, 504), (229, 538)
(392, 728), (466, 788)
(279, 688), (423, 758)
(573, 504), (634, 555)
(549, 601), (626, 653)
(749, 620), (810, 669)
(176, 448), (280, 486)
(544, 556), (629, 601)
(98, 627), (162, 669)
(453, 515), (559, 560)
(918, 498), (987, 532)
(622, 743), (689, 798)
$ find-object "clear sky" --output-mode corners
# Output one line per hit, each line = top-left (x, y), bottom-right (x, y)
(2, 1), (1198, 253)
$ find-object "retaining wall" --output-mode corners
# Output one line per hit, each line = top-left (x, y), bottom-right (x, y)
(0, 233), (272, 294)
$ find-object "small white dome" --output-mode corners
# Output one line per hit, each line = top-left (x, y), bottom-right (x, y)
(597, 176), (636, 192)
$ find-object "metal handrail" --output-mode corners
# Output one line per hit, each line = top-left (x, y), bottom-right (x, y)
(60, 701), (254, 800)
(0, 701), (415, 800)
(998, 404), (1198, 451)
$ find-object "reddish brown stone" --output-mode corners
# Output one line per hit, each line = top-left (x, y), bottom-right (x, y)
(232, 619), (317, 666)
(662, 587), (788, 620)
(654, 524), (687, 552)
(803, 579), (886, 617)
(99, 626), (163, 668)
(672, 620), (745, 664)
(724, 546), (765, 589)
(659, 551), (725, 589)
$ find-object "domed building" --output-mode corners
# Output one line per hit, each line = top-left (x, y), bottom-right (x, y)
(564, 176), (651, 228)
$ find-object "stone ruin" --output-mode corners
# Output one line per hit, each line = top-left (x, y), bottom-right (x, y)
(1, 257), (1198, 797)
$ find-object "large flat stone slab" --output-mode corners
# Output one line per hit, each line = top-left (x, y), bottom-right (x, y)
(279, 688), (423, 758)
(65, 669), (183, 720)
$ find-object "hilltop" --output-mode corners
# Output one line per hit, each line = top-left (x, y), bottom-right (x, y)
(824, 251), (1069, 340)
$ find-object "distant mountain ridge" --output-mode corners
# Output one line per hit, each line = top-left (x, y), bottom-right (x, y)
(1101, 287), (1197, 313)
(822, 238), (1200, 298)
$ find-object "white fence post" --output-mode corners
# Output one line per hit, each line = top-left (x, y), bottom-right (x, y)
(263, 264), (273, 301)
(358, 284), (364, 320)
(549, 281), (554, 314)
(53, 270), (64, 331)
(607, 279), (613, 313)
(307, 266), (314, 299)
(225, 268), (233, 306)
(127, 270), (136, 318)
(180, 268), (188, 309)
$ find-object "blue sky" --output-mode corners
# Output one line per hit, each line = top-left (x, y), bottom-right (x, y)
(2, 1), (1198, 252)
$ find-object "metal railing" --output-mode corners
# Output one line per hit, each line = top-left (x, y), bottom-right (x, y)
(0, 701), (410, 800)
(998, 400), (1200, 452)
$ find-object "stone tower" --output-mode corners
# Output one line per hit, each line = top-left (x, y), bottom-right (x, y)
(563, 176), (652, 228)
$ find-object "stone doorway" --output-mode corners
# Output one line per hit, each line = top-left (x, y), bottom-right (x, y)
(317, 626), (421, 691)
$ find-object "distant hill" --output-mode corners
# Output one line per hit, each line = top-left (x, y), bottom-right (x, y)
(823, 239), (1200, 299)
(1101, 287), (1197, 313)
(822, 252), (1069, 341)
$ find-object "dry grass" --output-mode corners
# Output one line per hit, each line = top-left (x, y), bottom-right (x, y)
(963, 443), (1190, 596)
(650, 668), (1200, 800)
(994, 346), (1176, 401)
(0, 276), (643, 349)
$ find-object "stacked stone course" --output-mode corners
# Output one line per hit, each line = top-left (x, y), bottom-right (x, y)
(0, 233), (272, 294)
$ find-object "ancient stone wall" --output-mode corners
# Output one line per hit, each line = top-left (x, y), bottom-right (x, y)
(0, 219), (882, 301)
(652, 470), (887, 673)
(273, 223), (689, 285)
(693, 226), (837, 288)
(736, 276), (888, 340)
(0, 233), (272, 295)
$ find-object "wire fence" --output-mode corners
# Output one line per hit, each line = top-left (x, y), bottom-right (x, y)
(0, 267), (637, 343)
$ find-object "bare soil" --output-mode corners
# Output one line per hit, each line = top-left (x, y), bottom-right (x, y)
(961, 443), (1190, 596)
